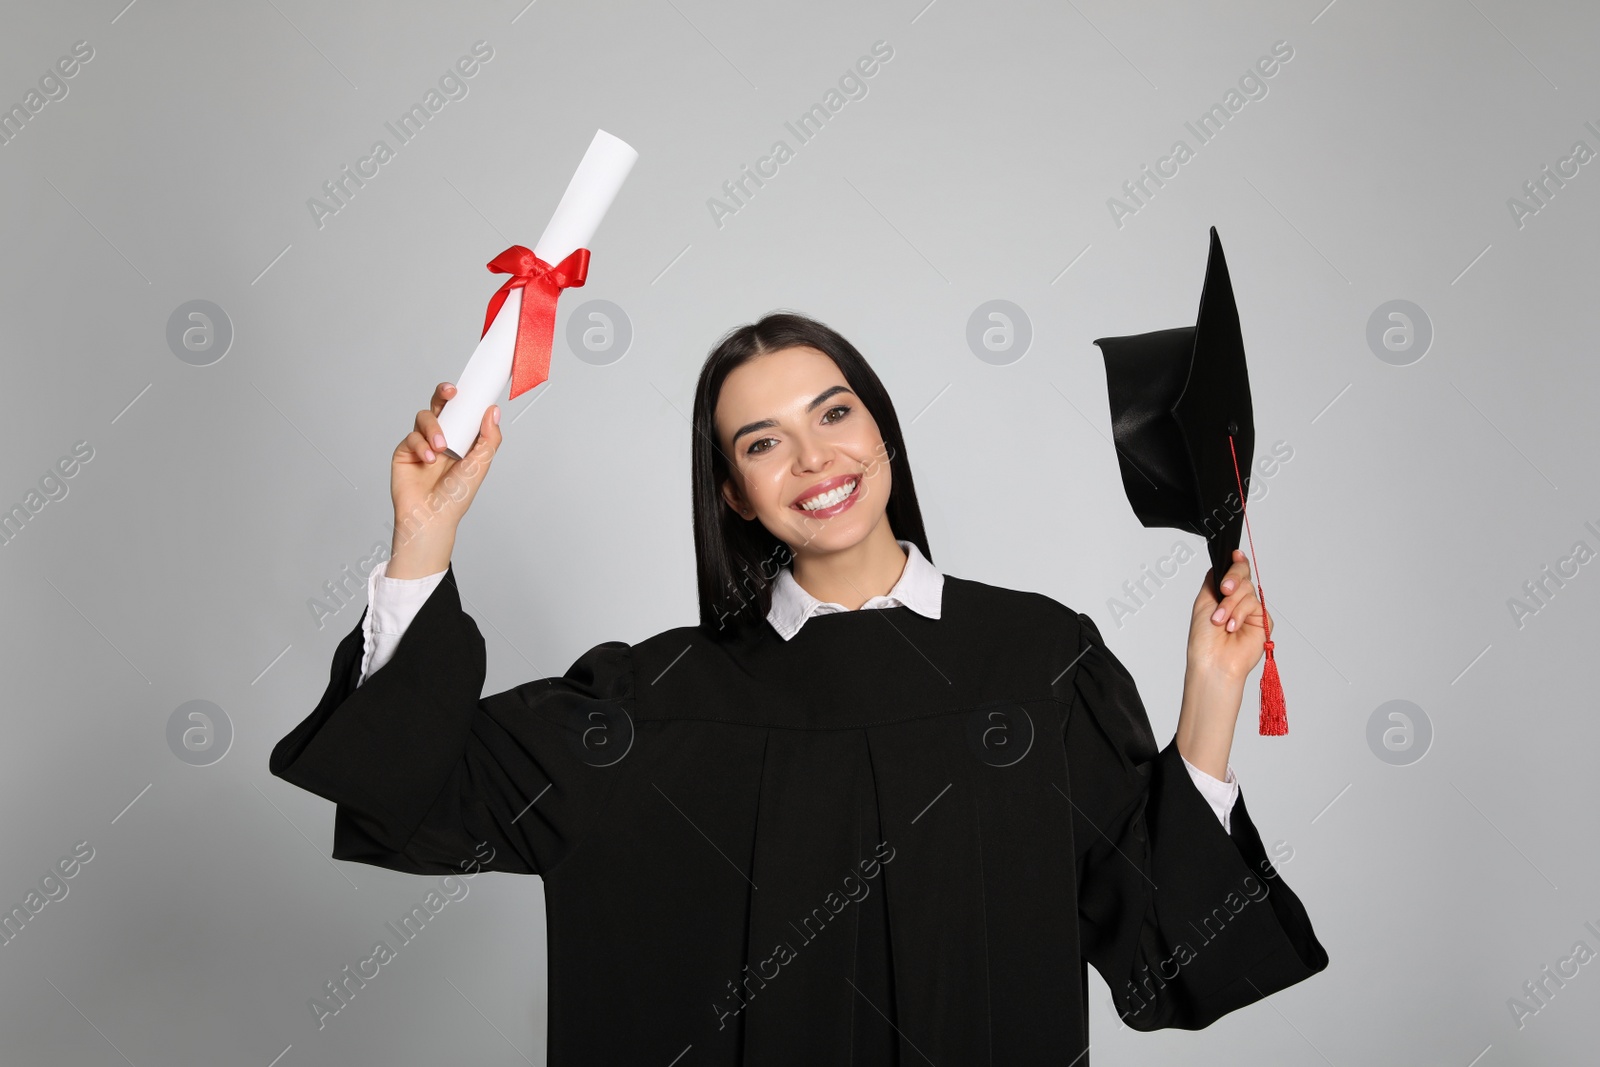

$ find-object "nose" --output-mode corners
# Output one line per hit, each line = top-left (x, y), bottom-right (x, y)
(790, 426), (834, 474)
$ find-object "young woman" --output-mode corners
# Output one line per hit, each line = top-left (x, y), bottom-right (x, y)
(271, 311), (1327, 1065)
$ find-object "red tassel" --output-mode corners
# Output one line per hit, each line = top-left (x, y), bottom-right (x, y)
(1258, 640), (1287, 735)
(1228, 435), (1287, 736)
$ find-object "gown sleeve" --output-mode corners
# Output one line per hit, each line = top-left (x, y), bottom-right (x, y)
(269, 564), (635, 879)
(1064, 610), (1329, 1030)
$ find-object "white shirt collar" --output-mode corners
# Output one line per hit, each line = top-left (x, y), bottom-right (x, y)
(766, 539), (943, 641)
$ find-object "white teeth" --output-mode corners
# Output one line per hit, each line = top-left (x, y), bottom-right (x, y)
(799, 478), (858, 511)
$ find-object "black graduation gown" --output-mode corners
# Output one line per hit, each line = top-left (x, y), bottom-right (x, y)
(270, 565), (1328, 1065)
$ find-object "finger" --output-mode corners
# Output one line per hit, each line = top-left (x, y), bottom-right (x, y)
(1210, 576), (1257, 628)
(459, 404), (502, 480)
(429, 381), (457, 417)
(482, 403), (502, 451)
(400, 429), (436, 464)
(411, 411), (445, 461)
(416, 409), (447, 455)
(1217, 550), (1251, 595)
(1222, 589), (1263, 632)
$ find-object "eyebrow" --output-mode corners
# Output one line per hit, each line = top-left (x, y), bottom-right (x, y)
(730, 385), (855, 448)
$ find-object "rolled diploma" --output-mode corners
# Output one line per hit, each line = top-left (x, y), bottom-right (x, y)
(438, 129), (639, 458)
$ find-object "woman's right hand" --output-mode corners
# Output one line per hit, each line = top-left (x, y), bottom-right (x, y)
(387, 382), (501, 578)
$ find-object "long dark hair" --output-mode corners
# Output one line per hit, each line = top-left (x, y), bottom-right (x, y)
(690, 311), (933, 635)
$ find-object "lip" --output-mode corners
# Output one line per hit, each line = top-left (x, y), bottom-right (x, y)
(790, 473), (863, 518)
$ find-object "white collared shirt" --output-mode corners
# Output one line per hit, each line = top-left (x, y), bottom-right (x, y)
(355, 541), (1240, 830)
(765, 538), (944, 640)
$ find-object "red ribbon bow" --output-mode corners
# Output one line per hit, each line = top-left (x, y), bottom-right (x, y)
(481, 244), (590, 399)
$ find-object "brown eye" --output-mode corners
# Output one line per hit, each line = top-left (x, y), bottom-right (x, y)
(822, 405), (850, 423)
(746, 437), (775, 456)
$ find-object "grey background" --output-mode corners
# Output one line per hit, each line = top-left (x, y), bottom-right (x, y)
(2, 0), (1596, 1063)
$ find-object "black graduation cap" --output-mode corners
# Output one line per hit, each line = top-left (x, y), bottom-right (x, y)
(1093, 225), (1287, 734)
(1092, 226), (1253, 604)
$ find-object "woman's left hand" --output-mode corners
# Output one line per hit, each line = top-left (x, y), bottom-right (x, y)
(1186, 549), (1270, 683)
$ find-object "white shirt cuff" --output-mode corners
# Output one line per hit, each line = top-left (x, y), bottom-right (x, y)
(358, 559), (449, 685)
(1180, 753), (1239, 834)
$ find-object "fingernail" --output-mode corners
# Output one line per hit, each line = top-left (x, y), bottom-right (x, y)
(433, 434), (445, 449)
(1211, 607), (1225, 623)
(1227, 618), (1238, 632)
(492, 406), (500, 425)
(1222, 579), (1235, 593)
(424, 449), (435, 462)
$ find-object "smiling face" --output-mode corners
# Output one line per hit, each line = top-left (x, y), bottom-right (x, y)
(715, 345), (894, 557)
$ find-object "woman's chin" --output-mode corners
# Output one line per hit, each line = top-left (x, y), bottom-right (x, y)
(782, 512), (884, 555)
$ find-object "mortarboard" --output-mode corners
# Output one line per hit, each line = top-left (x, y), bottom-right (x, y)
(1092, 225), (1287, 734)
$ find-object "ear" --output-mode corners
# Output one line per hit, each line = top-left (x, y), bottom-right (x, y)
(720, 477), (754, 520)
